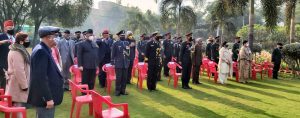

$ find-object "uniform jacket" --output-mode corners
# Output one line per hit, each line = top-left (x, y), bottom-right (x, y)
(145, 39), (161, 65)
(77, 40), (99, 69)
(27, 42), (64, 107)
(0, 33), (10, 70)
(111, 39), (130, 68)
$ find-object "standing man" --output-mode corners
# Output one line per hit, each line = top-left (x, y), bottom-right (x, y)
(77, 29), (99, 90)
(206, 37), (214, 60)
(232, 37), (241, 62)
(0, 20), (14, 89)
(27, 26), (64, 118)
(212, 36), (220, 63)
(145, 32), (162, 91)
(192, 38), (203, 84)
(126, 31), (136, 84)
(137, 33), (147, 62)
(101, 30), (114, 48)
(96, 30), (112, 88)
(179, 33), (193, 89)
(73, 31), (82, 43)
(162, 32), (173, 77)
(272, 43), (283, 79)
(173, 36), (182, 72)
(111, 30), (130, 96)
(57, 30), (75, 91)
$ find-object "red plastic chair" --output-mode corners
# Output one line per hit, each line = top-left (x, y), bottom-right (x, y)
(91, 91), (129, 118)
(208, 61), (218, 83)
(131, 51), (139, 78)
(232, 62), (239, 82)
(102, 64), (116, 94)
(0, 89), (26, 118)
(263, 61), (274, 78)
(201, 58), (210, 76)
(136, 62), (148, 91)
(69, 80), (93, 118)
(167, 62), (182, 88)
(252, 64), (263, 80)
(70, 65), (82, 84)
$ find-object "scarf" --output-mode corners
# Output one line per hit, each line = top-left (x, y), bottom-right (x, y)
(10, 43), (31, 64)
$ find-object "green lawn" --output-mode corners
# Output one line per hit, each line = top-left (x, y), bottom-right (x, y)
(5, 73), (300, 118)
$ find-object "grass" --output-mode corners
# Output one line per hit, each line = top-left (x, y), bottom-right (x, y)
(3, 72), (300, 118)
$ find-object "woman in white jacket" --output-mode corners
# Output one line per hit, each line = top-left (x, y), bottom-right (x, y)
(218, 41), (232, 84)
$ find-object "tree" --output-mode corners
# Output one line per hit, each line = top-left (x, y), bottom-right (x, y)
(120, 8), (154, 35)
(0, 0), (30, 31)
(285, 0), (298, 43)
(28, 0), (93, 45)
(159, 0), (197, 35)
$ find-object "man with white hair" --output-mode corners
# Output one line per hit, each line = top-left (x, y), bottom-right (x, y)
(126, 31), (136, 84)
(192, 38), (203, 84)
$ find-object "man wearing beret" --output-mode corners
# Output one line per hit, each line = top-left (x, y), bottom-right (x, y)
(27, 26), (64, 118)
(173, 36), (182, 73)
(179, 32), (193, 89)
(212, 36), (220, 63)
(232, 36), (241, 62)
(145, 32), (162, 91)
(0, 20), (15, 89)
(162, 32), (173, 77)
(111, 30), (130, 96)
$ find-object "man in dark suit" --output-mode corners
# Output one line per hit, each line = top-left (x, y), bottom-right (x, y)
(137, 33), (147, 62)
(0, 20), (15, 89)
(272, 43), (283, 79)
(162, 32), (173, 77)
(145, 32), (162, 91)
(57, 30), (75, 91)
(173, 36), (182, 73)
(77, 29), (99, 90)
(192, 38), (203, 84)
(206, 37), (214, 60)
(179, 33), (193, 89)
(212, 36), (220, 63)
(232, 37), (241, 62)
(96, 30), (111, 88)
(27, 26), (64, 118)
(111, 30), (130, 96)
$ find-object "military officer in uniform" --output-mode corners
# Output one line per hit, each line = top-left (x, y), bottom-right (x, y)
(173, 36), (182, 73)
(111, 30), (130, 96)
(137, 33), (147, 62)
(162, 32), (173, 77)
(145, 32), (162, 91)
(212, 36), (220, 63)
(179, 33), (193, 89)
(232, 36), (241, 62)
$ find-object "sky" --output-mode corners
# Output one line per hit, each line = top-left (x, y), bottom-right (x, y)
(93, 0), (159, 13)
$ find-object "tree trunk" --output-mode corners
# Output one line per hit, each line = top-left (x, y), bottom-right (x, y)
(216, 24), (220, 36)
(176, 4), (181, 35)
(290, 10), (296, 44)
(221, 24), (224, 43)
(248, 0), (255, 51)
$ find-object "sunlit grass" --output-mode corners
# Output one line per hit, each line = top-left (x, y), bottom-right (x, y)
(2, 72), (300, 118)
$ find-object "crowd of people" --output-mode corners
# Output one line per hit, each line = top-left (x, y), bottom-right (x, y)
(0, 20), (284, 118)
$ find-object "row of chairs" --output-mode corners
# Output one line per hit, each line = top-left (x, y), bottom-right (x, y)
(0, 89), (27, 118)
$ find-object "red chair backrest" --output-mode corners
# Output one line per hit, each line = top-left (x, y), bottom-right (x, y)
(137, 62), (148, 74)
(202, 58), (210, 67)
(102, 64), (116, 79)
(208, 61), (217, 73)
(69, 65), (82, 84)
(233, 62), (238, 72)
(91, 91), (104, 116)
(68, 80), (89, 101)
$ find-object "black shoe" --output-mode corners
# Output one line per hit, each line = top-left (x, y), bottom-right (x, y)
(121, 92), (129, 95)
(64, 88), (71, 91)
(126, 82), (132, 84)
(186, 86), (192, 89)
(115, 93), (121, 96)
(148, 89), (153, 92)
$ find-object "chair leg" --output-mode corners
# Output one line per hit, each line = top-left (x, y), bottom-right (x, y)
(70, 100), (75, 118)
(89, 103), (93, 116)
(23, 111), (27, 118)
(75, 103), (83, 118)
(174, 76), (178, 88)
(12, 112), (17, 118)
(107, 80), (111, 94)
(5, 112), (10, 118)
(139, 78), (143, 91)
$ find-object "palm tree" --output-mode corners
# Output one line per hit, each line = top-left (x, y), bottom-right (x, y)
(285, 0), (298, 43)
(159, 0), (197, 34)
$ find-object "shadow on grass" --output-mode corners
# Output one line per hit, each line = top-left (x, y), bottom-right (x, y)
(248, 81), (300, 95)
(138, 86), (225, 118)
(179, 83), (281, 118)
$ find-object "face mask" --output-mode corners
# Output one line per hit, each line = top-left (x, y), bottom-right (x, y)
(225, 45), (229, 48)
(120, 37), (125, 41)
(23, 41), (30, 48)
(279, 47), (283, 49)
(188, 37), (193, 42)
(88, 36), (94, 41)
(237, 41), (241, 43)
(76, 36), (80, 39)
(7, 29), (15, 35)
(246, 43), (249, 47)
